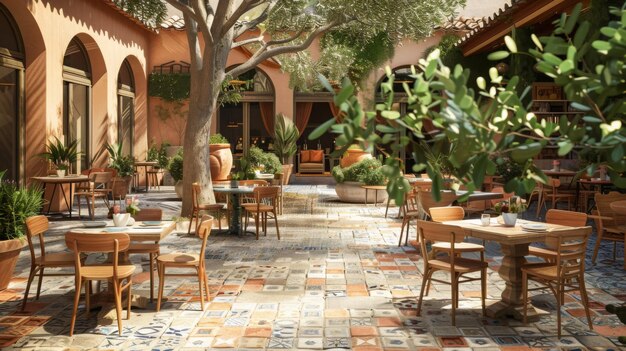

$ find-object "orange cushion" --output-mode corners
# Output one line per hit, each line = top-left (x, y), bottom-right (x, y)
(310, 150), (324, 163)
(300, 150), (310, 163)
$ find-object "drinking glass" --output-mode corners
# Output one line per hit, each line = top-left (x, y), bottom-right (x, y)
(481, 213), (491, 226)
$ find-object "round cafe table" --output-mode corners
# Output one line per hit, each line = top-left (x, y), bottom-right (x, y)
(213, 185), (255, 235)
(134, 161), (158, 192)
(609, 200), (626, 270)
(32, 175), (89, 218)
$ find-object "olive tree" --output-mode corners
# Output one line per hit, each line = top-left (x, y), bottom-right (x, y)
(312, 4), (625, 204)
(160, 0), (464, 214)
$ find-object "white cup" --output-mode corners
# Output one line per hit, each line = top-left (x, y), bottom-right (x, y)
(481, 214), (491, 226)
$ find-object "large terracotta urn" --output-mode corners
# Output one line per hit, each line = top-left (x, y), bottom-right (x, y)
(0, 238), (25, 291)
(209, 144), (233, 181)
(340, 148), (372, 168)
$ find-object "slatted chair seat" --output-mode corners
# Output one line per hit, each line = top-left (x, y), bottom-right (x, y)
(157, 253), (199, 264)
(428, 257), (489, 272)
(432, 241), (485, 253)
(79, 265), (135, 280)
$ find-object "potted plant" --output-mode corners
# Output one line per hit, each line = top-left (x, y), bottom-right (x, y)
(246, 146), (282, 178)
(332, 158), (388, 203)
(494, 196), (527, 227)
(106, 142), (135, 199)
(209, 133), (233, 181)
(273, 113), (299, 185)
(340, 144), (372, 168)
(0, 170), (43, 290)
(38, 136), (80, 176)
(168, 151), (184, 198)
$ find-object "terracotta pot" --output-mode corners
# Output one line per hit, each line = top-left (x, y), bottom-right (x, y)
(340, 148), (372, 168)
(335, 181), (388, 204)
(112, 176), (131, 199)
(0, 238), (25, 291)
(281, 164), (293, 185)
(209, 144), (233, 181)
(174, 180), (183, 198)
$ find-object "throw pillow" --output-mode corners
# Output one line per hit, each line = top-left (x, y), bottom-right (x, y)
(310, 150), (324, 163)
(300, 150), (310, 163)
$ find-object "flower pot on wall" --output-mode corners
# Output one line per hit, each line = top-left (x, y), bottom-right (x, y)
(0, 238), (25, 291)
(174, 180), (183, 199)
(209, 144), (233, 181)
(340, 148), (372, 168)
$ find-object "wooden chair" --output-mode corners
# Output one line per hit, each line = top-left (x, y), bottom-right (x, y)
(590, 192), (626, 265)
(528, 209), (587, 262)
(522, 226), (593, 337)
(243, 186), (281, 240)
(188, 182), (225, 234)
(21, 215), (75, 311)
(126, 208), (163, 302)
(65, 232), (135, 336)
(157, 215), (212, 311)
(537, 179), (575, 215)
(146, 165), (162, 190)
(398, 190), (457, 247)
(429, 206), (485, 254)
(75, 171), (113, 220)
(416, 220), (488, 326)
(238, 179), (269, 204)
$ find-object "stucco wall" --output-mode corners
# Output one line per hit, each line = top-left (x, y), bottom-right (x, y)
(1, 0), (151, 180)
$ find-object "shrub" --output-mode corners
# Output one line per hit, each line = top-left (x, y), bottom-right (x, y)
(209, 133), (229, 144)
(361, 168), (386, 186)
(332, 158), (386, 185)
(168, 152), (183, 182)
(0, 170), (43, 240)
(331, 166), (345, 183)
(246, 146), (282, 175)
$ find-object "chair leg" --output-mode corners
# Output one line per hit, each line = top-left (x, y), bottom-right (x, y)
(481, 268), (487, 316)
(21, 266), (38, 311)
(157, 263), (165, 312)
(70, 277), (82, 337)
(255, 213), (260, 240)
(187, 209), (195, 235)
(149, 253), (155, 303)
(416, 269), (431, 316)
(274, 211), (280, 240)
(85, 279), (91, 315)
(384, 197), (391, 218)
(197, 267), (205, 310)
(399, 218), (407, 246)
(578, 274), (594, 330)
(112, 280), (124, 336)
(556, 279), (562, 338)
(36, 267), (45, 299)
(405, 217), (412, 247)
(451, 274), (458, 326)
(591, 231), (603, 264)
(127, 281), (132, 319)
(203, 266), (210, 301)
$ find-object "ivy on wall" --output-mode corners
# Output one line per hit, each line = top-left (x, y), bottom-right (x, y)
(148, 73), (191, 101)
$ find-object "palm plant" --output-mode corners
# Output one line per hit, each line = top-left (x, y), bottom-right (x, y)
(106, 142), (135, 177)
(0, 170), (43, 240)
(38, 136), (80, 171)
(273, 113), (299, 164)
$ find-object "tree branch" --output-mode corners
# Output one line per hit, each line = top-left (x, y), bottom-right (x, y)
(227, 21), (338, 78)
(164, 0), (199, 23)
(190, 0), (214, 46)
(232, 2), (272, 38)
(232, 35), (264, 48)
(220, 0), (266, 36)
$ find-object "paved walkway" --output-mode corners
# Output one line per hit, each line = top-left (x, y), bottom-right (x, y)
(1, 185), (625, 350)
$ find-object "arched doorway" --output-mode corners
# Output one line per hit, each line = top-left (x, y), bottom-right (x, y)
(217, 67), (274, 159)
(0, 4), (24, 182)
(63, 37), (92, 172)
(118, 59), (134, 156)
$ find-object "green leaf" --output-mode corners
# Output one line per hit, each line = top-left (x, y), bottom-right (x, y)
(559, 60), (574, 73)
(318, 73), (334, 94)
(557, 141), (574, 156)
(531, 34), (543, 51)
(504, 36), (518, 53)
(381, 110), (400, 120)
(511, 142), (543, 163)
(487, 51), (510, 61)
(334, 84), (355, 106)
(309, 118), (336, 140)
(563, 3), (581, 35)
(476, 77), (486, 90)
(573, 21), (590, 48)
(592, 40), (612, 52)
(611, 145), (624, 163)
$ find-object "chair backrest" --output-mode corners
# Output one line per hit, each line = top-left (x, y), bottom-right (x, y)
(25, 215), (49, 265)
(91, 171), (113, 189)
(132, 208), (163, 221)
(253, 186), (279, 207)
(417, 220), (466, 266)
(429, 206), (465, 222)
(548, 178), (561, 188)
(419, 190), (458, 215)
(197, 215), (213, 263)
(545, 209), (587, 227)
(595, 192), (626, 227)
(548, 226), (591, 278)
(65, 232), (131, 278)
(192, 182), (201, 208)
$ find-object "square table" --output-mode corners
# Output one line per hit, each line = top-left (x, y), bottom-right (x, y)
(442, 218), (588, 320)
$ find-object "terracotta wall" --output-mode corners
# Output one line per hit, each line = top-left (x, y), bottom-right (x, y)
(1, 0), (151, 181)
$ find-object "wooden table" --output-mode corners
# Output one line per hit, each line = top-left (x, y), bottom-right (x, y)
(443, 218), (585, 320)
(609, 200), (626, 271)
(134, 161), (158, 192)
(456, 190), (504, 202)
(577, 178), (613, 212)
(362, 185), (387, 206)
(32, 175), (89, 218)
(542, 169), (577, 177)
(213, 185), (255, 235)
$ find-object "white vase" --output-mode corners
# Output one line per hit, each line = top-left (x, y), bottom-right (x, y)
(502, 213), (518, 227)
(56, 169), (66, 178)
(113, 213), (130, 227)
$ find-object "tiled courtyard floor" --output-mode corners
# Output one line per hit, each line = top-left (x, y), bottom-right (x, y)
(1, 185), (626, 350)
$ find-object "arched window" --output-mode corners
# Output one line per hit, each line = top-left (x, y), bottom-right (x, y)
(0, 4), (25, 182)
(118, 59), (135, 156)
(63, 37), (91, 172)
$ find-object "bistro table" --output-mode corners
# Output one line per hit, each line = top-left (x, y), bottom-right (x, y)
(32, 175), (89, 218)
(70, 220), (176, 310)
(609, 200), (626, 270)
(213, 185), (255, 235)
(362, 185), (387, 206)
(443, 218), (591, 320)
(577, 178), (613, 212)
(134, 161), (158, 192)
